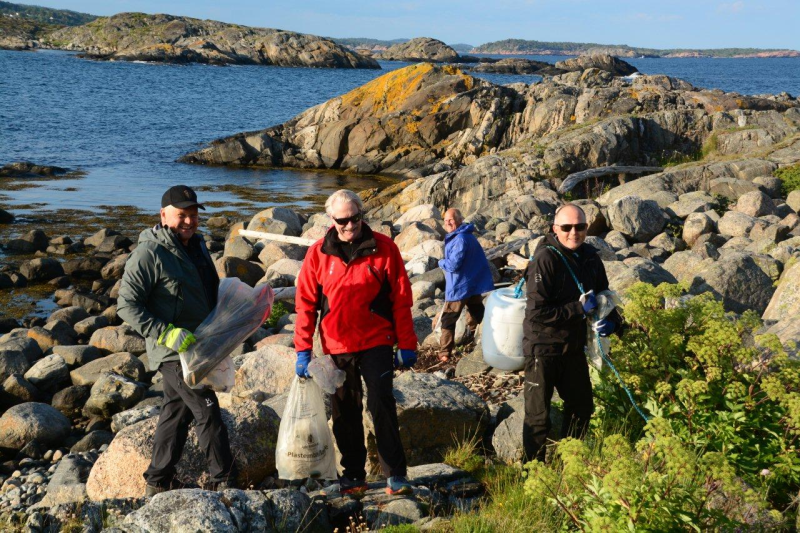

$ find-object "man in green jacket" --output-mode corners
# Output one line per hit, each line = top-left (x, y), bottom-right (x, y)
(117, 185), (236, 497)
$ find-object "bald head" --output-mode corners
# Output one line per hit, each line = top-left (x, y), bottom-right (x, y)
(552, 204), (587, 251)
(443, 208), (463, 233)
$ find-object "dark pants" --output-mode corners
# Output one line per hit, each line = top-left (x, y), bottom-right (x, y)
(144, 361), (236, 487)
(522, 354), (594, 462)
(439, 294), (485, 358)
(331, 346), (407, 480)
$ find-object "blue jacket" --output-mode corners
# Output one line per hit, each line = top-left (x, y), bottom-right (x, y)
(438, 223), (494, 302)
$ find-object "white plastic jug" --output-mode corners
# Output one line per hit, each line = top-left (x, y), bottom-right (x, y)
(481, 287), (526, 371)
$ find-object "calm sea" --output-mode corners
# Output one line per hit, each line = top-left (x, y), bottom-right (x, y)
(1, 50), (799, 216)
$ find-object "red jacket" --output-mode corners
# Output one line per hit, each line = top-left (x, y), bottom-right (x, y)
(294, 225), (418, 355)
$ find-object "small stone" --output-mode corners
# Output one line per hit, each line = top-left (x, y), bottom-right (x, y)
(52, 450), (63, 462)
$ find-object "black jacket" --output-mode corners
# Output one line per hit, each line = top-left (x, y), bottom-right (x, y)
(523, 233), (620, 357)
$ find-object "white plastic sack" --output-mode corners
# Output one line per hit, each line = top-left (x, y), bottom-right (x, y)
(276, 377), (338, 481)
(180, 277), (274, 390)
(585, 290), (621, 369)
(307, 355), (346, 395)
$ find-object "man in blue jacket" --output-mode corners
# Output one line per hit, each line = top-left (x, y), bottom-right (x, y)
(437, 208), (494, 362)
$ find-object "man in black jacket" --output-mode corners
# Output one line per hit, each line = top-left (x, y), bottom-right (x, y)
(522, 204), (621, 463)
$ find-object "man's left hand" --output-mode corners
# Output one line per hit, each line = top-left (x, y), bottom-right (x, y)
(395, 349), (417, 368)
(593, 318), (618, 337)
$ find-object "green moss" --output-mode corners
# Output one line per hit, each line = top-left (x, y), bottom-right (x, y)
(774, 163), (800, 196)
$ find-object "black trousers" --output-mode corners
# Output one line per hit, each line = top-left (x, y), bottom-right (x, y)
(331, 346), (407, 480)
(144, 361), (236, 486)
(522, 354), (594, 462)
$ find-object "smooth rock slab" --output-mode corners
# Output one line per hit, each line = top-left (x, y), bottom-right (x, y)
(763, 260), (800, 321)
(365, 373), (489, 472)
(32, 454), (94, 508)
(86, 400), (279, 499)
(0, 402), (71, 450)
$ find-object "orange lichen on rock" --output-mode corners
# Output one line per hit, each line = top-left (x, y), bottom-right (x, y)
(341, 63), (474, 118)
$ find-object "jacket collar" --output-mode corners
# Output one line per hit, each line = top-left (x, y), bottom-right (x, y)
(321, 223), (378, 261)
(445, 222), (475, 243)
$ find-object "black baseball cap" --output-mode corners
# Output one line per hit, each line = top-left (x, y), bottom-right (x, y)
(161, 185), (205, 210)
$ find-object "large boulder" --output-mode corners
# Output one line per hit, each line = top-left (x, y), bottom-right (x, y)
(19, 258), (64, 282)
(32, 454), (94, 508)
(763, 260), (800, 321)
(51, 385), (91, 418)
(0, 347), (31, 382)
(89, 325), (146, 354)
(48, 306), (90, 327)
(394, 222), (440, 253)
(216, 257), (266, 287)
(689, 251), (775, 314)
(86, 400), (280, 499)
(24, 354), (69, 392)
(258, 241), (308, 269)
(604, 258), (677, 293)
(365, 373), (488, 471)
(555, 53), (637, 76)
(607, 196), (666, 243)
(682, 212), (717, 247)
(52, 345), (102, 367)
(736, 190), (775, 217)
(70, 352), (147, 386)
(232, 345), (295, 400)
(379, 37), (459, 62)
(82, 373), (146, 419)
(0, 402), (71, 450)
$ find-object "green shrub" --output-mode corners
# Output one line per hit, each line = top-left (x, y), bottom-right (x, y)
(775, 163), (800, 196)
(265, 301), (289, 329)
(595, 283), (800, 506)
(523, 425), (781, 530)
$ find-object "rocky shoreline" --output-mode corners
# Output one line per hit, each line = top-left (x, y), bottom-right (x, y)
(2, 55), (800, 530)
(1, 12), (379, 69)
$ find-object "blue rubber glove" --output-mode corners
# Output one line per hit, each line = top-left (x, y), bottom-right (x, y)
(593, 318), (618, 337)
(580, 291), (598, 315)
(394, 349), (417, 368)
(296, 351), (312, 377)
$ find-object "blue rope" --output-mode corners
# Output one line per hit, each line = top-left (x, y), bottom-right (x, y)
(529, 244), (650, 422)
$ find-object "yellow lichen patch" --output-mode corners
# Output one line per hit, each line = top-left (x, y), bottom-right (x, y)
(406, 121), (420, 134)
(340, 63), (473, 117)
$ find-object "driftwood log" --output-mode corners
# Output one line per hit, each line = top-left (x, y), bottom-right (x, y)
(558, 165), (663, 194)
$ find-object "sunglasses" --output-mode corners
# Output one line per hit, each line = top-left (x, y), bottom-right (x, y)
(332, 212), (363, 225)
(555, 223), (588, 233)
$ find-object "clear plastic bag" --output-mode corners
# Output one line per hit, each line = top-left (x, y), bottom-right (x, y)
(183, 355), (235, 393)
(307, 355), (346, 395)
(585, 290), (621, 369)
(276, 377), (338, 481)
(180, 277), (274, 390)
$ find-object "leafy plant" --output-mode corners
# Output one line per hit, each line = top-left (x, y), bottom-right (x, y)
(595, 282), (800, 506)
(265, 300), (289, 329)
(775, 163), (800, 196)
(711, 193), (732, 216)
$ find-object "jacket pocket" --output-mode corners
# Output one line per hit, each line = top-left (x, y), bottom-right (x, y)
(533, 343), (564, 357)
(162, 279), (183, 323)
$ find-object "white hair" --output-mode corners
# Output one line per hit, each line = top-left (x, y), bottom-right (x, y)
(325, 189), (364, 216)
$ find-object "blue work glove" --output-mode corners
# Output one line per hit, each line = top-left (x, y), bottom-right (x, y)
(296, 350), (312, 378)
(593, 318), (618, 337)
(395, 349), (417, 369)
(580, 291), (598, 315)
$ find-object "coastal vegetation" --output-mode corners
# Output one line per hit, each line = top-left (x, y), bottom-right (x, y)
(0, 1), (94, 26)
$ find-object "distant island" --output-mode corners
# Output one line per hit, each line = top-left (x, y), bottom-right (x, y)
(331, 37), (473, 54)
(0, 0), (95, 26)
(472, 39), (800, 58)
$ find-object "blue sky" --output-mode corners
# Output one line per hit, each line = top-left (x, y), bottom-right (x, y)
(26, 0), (800, 49)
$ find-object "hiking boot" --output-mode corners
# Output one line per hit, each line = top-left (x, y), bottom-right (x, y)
(339, 476), (368, 496)
(385, 476), (413, 495)
(145, 479), (185, 498)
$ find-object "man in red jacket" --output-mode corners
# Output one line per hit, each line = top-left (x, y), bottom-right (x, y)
(294, 189), (418, 496)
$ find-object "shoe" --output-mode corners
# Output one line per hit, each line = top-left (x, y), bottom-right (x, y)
(213, 480), (238, 491)
(339, 476), (368, 496)
(385, 476), (413, 495)
(145, 478), (185, 498)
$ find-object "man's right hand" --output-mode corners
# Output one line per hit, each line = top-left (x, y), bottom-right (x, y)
(296, 351), (312, 378)
(580, 291), (598, 315)
(157, 324), (197, 353)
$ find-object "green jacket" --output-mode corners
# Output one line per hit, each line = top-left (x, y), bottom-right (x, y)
(117, 225), (217, 371)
